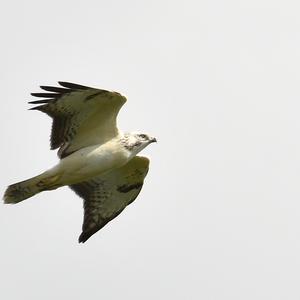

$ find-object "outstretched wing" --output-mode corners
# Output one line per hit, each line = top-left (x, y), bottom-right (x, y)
(29, 82), (126, 158)
(69, 156), (150, 243)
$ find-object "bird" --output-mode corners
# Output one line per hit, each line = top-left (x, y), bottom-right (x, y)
(3, 81), (156, 243)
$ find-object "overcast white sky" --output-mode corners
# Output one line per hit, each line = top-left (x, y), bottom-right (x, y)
(1, 0), (300, 299)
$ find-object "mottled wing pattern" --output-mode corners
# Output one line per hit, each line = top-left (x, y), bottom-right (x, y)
(29, 82), (126, 158)
(69, 156), (150, 243)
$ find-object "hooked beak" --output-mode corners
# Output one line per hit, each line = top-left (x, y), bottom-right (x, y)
(150, 137), (157, 143)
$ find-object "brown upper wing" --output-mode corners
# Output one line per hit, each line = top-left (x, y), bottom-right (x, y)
(29, 82), (126, 158)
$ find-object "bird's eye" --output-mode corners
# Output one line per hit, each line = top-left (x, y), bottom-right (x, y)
(139, 134), (147, 139)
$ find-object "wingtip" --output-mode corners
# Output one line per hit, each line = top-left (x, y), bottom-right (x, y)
(28, 105), (45, 111)
(78, 230), (96, 243)
(28, 99), (50, 104)
(40, 85), (70, 93)
(58, 81), (92, 90)
(78, 233), (88, 243)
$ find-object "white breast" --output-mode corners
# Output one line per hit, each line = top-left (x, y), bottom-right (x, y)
(50, 139), (130, 186)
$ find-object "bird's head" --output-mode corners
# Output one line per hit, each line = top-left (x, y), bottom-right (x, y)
(122, 132), (157, 155)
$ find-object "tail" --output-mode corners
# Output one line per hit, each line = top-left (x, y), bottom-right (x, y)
(3, 173), (60, 204)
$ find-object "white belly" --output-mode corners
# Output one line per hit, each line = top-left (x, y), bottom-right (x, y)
(49, 141), (129, 186)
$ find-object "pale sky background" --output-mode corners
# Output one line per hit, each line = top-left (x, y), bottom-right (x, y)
(1, 0), (300, 299)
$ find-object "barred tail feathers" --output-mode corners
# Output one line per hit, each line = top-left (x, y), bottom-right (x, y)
(3, 173), (60, 204)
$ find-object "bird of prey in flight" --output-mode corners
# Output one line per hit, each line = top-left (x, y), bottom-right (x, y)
(3, 82), (156, 243)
